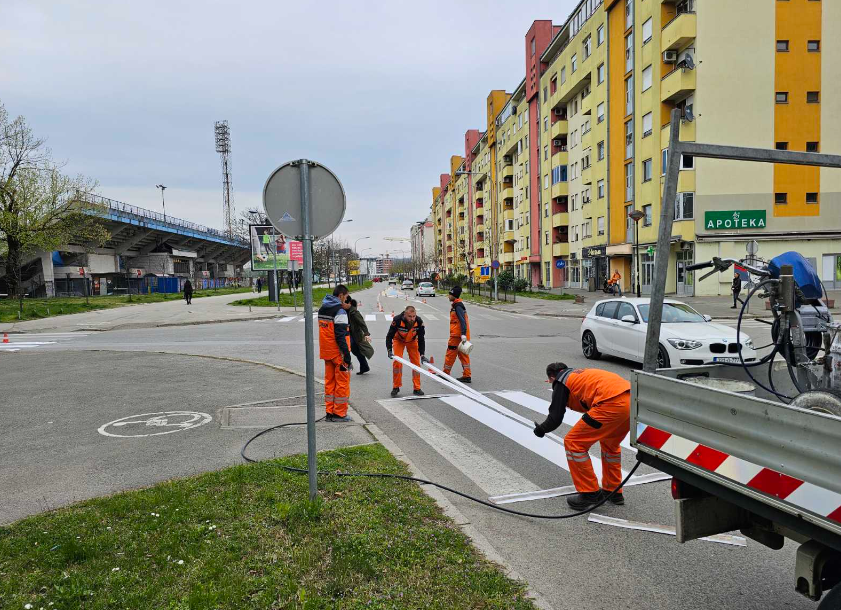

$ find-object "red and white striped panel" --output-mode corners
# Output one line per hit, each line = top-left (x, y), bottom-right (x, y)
(637, 424), (841, 524)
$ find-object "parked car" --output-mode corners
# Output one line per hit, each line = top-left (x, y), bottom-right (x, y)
(416, 282), (435, 297)
(580, 297), (757, 368)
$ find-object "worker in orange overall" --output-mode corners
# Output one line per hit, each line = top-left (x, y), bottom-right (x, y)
(318, 285), (353, 422)
(443, 285), (471, 383)
(533, 363), (630, 510)
(386, 305), (427, 397)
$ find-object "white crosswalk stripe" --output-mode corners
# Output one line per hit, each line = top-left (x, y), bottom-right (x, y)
(364, 314), (377, 322)
(0, 333), (89, 352)
(424, 313), (439, 321)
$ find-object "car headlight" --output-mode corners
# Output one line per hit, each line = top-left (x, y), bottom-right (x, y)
(667, 338), (703, 350)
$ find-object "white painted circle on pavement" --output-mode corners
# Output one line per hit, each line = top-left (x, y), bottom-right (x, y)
(98, 411), (213, 438)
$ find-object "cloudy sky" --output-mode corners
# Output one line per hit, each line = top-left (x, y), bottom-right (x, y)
(2, 0), (576, 258)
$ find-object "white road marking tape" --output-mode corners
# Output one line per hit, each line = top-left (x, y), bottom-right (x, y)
(587, 514), (747, 547)
(0, 341), (56, 346)
(0, 348), (21, 352)
(488, 472), (671, 505)
(425, 313), (439, 321)
(364, 314), (377, 322)
(278, 316), (297, 322)
(385, 314), (393, 321)
(379, 399), (537, 497)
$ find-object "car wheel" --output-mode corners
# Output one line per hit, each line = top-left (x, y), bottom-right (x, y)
(657, 345), (671, 369)
(582, 331), (601, 360)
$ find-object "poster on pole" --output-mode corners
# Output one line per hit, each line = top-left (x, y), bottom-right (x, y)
(250, 224), (304, 271)
(348, 259), (360, 276)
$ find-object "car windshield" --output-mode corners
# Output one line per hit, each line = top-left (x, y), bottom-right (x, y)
(420, 283), (432, 287)
(638, 303), (705, 323)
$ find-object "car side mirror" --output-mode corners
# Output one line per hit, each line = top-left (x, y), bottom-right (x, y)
(703, 314), (712, 322)
(621, 315), (637, 324)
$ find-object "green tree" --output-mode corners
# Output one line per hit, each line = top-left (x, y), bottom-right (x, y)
(0, 102), (109, 312)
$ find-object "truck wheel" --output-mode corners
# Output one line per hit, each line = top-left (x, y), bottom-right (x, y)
(818, 584), (841, 610)
(582, 331), (601, 360)
(657, 345), (671, 369)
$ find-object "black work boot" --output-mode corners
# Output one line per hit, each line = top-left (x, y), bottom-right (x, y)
(567, 491), (603, 511)
(390, 388), (400, 397)
(457, 376), (472, 384)
(413, 389), (424, 396)
(331, 414), (353, 423)
(324, 413), (335, 422)
(601, 490), (625, 506)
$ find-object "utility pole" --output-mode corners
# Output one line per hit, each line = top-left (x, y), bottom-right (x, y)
(155, 184), (167, 222)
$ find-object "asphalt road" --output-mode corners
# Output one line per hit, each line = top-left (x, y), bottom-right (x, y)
(0, 286), (811, 610)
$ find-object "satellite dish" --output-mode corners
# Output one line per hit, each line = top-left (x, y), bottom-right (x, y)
(684, 106), (695, 122)
(684, 55), (695, 70)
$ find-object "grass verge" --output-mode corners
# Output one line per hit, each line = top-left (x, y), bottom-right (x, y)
(232, 281), (373, 308)
(0, 444), (536, 609)
(0, 287), (254, 323)
(515, 291), (576, 301)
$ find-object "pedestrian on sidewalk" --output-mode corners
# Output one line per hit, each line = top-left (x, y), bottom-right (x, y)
(183, 279), (193, 305)
(348, 299), (373, 375)
(731, 272), (742, 309)
(256, 277), (263, 294)
(386, 305), (427, 397)
(318, 285), (353, 422)
(533, 363), (631, 510)
(609, 269), (622, 296)
(443, 286), (471, 383)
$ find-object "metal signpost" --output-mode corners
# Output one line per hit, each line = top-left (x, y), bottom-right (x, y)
(491, 259), (500, 300)
(264, 160), (346, 500)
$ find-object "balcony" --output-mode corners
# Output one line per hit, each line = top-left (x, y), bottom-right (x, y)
(552, 212), (569, 228)
(502, 251), (515, 263)
(661, 67), (696, 103)
(661, 119), (696, 146)
(503, 209), (514, 222)
(501, 187), (514, 200)
(475, 222), (485, 232)
(581, 166), (592, 185)
(502, 166), (514, 180)
(550, 120), (568, 140)
(551, 181), (568, 199)
(553, 242), (570, 257)
(661, 11), (696, 52)
(503, 231), (516, 243)
(551, 151), (569, 167)
(581, 92), (593, 115)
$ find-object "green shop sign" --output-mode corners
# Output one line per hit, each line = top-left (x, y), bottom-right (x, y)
(704, 210), (766, 230)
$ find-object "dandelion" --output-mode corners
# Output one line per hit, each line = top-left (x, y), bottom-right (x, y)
(177, 560), (184, 565)
(111, 567), (120, 572)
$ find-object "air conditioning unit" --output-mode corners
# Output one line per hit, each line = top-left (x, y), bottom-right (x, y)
(663, 50), (678, 63)
(554, 109), (565, 117)
(680, 241), (693, 251)
(553, 139), (563, 146)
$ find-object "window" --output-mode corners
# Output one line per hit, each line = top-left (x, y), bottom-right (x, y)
(625, 75), (634, 115)
(626, 0), (633, 29)
(531, 37), (536, 56)
(545, 232), (549, 245)
(808, 40), (820, 52)
(681, 154), (694, 170)
(642, 18), (652, 44)
(544, 175), (549, 189)
(776, 40), (789, 52)
(544, 145), (548, 160)
(625, 163), (634, 201)
(625, 120), (634, 159)
(545, 203), (549, 218)
(625, 34), (633, 73)
(572, 54), (578, 72)
(642, 112), (653, 137)
(543, 86), (548, 103)
(597, 179), (605, 199)
(775, 192), (787, 205)
(643, 204), (652, 226)
(597, 63), (605, 84)
(597, 24), (605, 47)
(807, 141), (819, 152)
(776, 142), (788, 150)
(807, 91), (820, 103)
(600, 301), (620, 319)
(616, 302), (637, 322)
(642, 158), (652, 182)
(642, 65), (652, 91)
(807, 193), (819, 204)
(544, 117), (549, 132)
(582, 118), (591, 135)
(584, 35), (591, 59)
(597, 216), (605, 236)
(675, 192), (694, 220)
(597, 141), (605, 161)
(661, 149), (668, 174)
(776, 92), (788, 104)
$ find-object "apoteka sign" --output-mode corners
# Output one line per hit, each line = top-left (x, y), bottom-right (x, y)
(704, 210), (767, 231)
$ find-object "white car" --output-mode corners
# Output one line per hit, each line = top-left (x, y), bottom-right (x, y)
(580, 297), (757, 369)
(416, 282), (435, 297)
(401, 280), (414, 291)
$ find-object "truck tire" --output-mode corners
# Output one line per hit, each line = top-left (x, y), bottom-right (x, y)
(818, 584), (841, 610)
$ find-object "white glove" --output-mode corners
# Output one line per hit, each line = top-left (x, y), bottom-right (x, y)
(461, 335), (467, 342)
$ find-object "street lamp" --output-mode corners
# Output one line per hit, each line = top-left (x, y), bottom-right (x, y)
(155, 184), (167, 221)
(628, 210), (646, 298)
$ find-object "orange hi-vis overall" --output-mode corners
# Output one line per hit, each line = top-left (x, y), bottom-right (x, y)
(318, 296), (352, 418)
(558, 368), (630, 494)
(443, 298), (471, 377)
(385, 312), (426, 391)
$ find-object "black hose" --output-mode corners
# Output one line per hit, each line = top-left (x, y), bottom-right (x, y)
(241, 420), (642, 520)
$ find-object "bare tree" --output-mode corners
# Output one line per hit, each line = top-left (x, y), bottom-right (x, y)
(0, 101), (109, 311)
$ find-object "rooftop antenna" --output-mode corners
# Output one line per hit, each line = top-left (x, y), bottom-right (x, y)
(214, 120), (234, 237)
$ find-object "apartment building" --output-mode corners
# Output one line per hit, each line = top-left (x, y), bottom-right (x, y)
(429, 0), (839, 295)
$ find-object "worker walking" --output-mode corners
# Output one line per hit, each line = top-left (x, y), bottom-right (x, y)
(386, 305), (427, 397)
(608, 269), (622, 296)
(318, 285), (353, 422)
(533, 363), (631, 510)
(443, 286), (471, 383)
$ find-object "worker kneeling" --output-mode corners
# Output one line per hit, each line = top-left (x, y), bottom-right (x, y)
(386, 306), (428, 397)
(533, 363), (631, 510)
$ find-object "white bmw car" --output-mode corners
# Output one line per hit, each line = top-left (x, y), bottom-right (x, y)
(416, 282), (436, 297)
(580, 297), (757, 369)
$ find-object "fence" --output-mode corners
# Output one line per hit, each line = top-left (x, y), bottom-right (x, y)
(466, 281), (517, 303)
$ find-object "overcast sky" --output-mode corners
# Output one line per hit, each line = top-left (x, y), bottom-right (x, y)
(2, 0), (576, 258)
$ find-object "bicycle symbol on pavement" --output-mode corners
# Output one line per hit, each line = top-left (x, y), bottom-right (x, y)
(98, 411), (213, 438)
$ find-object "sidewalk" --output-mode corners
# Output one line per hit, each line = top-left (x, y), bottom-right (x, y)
(0, 291), (301, 333)
(473, 287), (841, 320)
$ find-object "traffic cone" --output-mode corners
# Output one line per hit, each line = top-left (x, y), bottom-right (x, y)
(2, 333), (7, 343)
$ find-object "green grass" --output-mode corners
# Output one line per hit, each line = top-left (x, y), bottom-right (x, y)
(232, 281), (373, 308)
(0, 287), (254, 323)
(515, 291), (576, 301)
(0, 444), (536, 610)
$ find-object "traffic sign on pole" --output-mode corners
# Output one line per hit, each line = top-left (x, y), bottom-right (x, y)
(491, 260), (500, 270)
(263, 160), (347, 501)
(555, 260), (566, 269)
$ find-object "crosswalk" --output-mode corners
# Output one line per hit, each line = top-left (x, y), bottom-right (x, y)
(276, 311), (507, 323)
(0, 332), (91, 352)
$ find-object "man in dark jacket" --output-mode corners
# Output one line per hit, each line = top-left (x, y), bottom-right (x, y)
(256, 277), (263, 294)
(183, 280), (193, 305)
(731, 272), (742, 309)
(386, 305), (427, 397)
(348, 299), (373, 375)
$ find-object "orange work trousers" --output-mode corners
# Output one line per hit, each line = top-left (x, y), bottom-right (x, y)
(563, 391), (630, 494)
(324, 355), (350, 417)
(392, 338), (421, 390)
(443, 338), (471, 378)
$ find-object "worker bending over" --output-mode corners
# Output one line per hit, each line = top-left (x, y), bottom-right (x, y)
(318, 285), (353, 422)
(533, 363), (631, 510)
(386, 305), (428, 397)
(443, 285), (471, 383)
